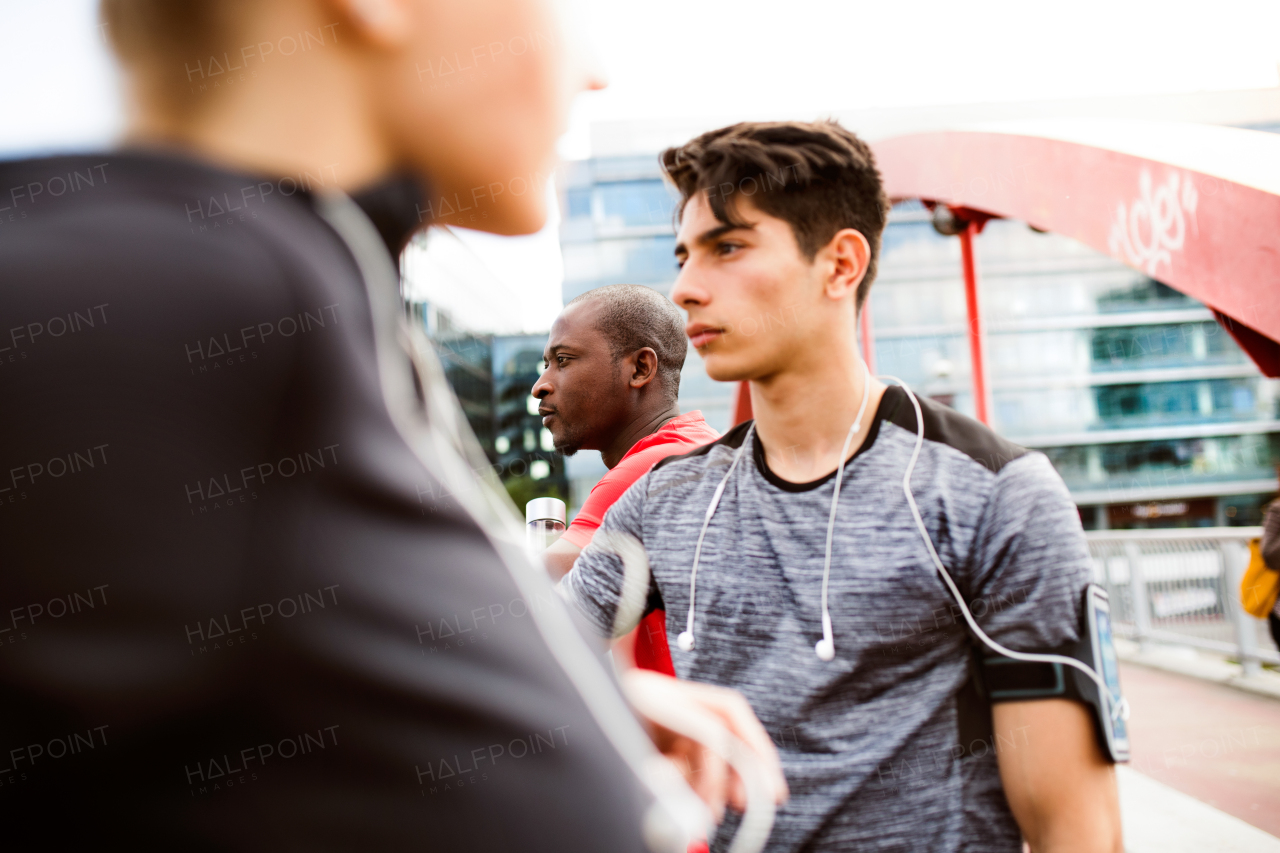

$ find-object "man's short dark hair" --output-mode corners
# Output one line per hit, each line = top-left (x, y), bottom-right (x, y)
(566, 284), (687, 403)
(661, 120), (890, 311)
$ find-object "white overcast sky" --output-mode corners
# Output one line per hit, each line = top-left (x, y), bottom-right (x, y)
(4, 0), (1279, 332)
(558, 0), (1280, 158)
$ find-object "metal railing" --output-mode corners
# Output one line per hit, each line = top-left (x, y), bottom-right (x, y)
(1085, 526), (1279, 675)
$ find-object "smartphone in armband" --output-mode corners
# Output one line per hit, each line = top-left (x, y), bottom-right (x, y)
(980, 584), (1129, 763)
(1085, 585), (1129, 761)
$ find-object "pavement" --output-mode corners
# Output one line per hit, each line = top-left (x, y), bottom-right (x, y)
(1117, 637), (1280, 701)
(1118, 765), (1280, 853)
(1117, 657), (1280, 851)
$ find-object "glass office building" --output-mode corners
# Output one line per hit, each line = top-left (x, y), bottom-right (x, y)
(406, 302), (569, 508)
(559, 157), (735, 431)
(558, 158), (1280, 528)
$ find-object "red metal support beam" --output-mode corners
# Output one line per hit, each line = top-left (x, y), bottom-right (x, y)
(858, 301), (877, 375)
(872, 125), (1280, 377)
(959, 221), (992, 427)
(731, 380), (753, 426)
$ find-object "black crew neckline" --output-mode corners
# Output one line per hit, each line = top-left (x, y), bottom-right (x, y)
(752, 385), (905, 493)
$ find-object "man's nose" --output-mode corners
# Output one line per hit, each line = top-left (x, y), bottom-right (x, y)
(669, 268), (708, 310)
(531, 371), (552, 399)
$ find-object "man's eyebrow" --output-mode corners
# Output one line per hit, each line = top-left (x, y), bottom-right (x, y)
(674, 223), (752, 257)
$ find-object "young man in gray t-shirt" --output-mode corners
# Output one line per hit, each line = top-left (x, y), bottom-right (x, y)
(563, 121), (1123, 852)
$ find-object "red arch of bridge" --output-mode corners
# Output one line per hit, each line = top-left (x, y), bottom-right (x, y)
(731, 119), (1280, 426)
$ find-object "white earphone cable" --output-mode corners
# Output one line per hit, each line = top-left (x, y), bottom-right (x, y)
(677, 427), (754, 653)
(674, 368), (1127, 724)
(881, 375), (1129, 723)
(815, 361), (872, 661)
(680, 364), (871, 660)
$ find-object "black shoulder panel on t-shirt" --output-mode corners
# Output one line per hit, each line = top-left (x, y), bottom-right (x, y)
(651, 418), (753, 472)
(880, 385), (1029, 474)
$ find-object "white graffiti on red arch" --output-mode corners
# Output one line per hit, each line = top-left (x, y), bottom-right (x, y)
(1107, 170), (1199, 277)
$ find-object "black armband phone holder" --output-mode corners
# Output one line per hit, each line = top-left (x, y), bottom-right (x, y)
(979, 584), (1129, 763)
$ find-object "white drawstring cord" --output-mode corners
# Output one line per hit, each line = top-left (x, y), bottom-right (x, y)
(881, 375), (1129, 723)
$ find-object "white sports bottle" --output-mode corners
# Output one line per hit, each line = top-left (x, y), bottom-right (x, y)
(525, 497), (567, 555)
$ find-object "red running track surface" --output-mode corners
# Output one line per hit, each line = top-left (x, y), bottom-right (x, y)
(1120, 661), (1280, 837)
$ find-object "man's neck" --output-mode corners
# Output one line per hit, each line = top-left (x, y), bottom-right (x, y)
(749, 345), (886, 484)
(124, 33), (393, 193)
(600, 403), (683, 469)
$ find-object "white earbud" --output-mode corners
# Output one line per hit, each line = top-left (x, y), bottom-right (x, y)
(811, 364), (871, 664)
(678, 365), (870, 667)
(679, 430), (754, 659)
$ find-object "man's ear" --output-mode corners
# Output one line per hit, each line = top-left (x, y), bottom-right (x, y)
(821, 228), (871, 302)
(628, 348), (659, 389)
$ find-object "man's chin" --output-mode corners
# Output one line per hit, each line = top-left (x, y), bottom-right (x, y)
(553, 442), (580, 457)
(701, 352), (757, 384)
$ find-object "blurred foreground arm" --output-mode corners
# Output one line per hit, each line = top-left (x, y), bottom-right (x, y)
(544, 537), (582, 581)
(994, 699), (1123, 852)
(555, 538), (787, 823)
(621, 669), (789, 824)
(552, 482), (789, 820)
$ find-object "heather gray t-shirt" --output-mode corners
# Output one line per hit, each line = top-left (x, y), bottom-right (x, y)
(564, 387), (1092, 853)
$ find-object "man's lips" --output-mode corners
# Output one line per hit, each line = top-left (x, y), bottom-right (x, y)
(687, 325), (725, 349)
(539, 408), (555, 425)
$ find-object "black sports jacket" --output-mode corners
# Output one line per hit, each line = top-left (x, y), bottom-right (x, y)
(0, 150), (660, 851)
